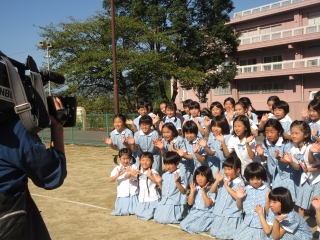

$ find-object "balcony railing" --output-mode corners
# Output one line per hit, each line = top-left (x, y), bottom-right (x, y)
(239, 24), (320, 45)
(233, 0), (303, 18)
(237, 58), (320, 74)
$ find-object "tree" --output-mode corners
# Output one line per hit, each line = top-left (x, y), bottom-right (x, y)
(103, 0), (239, 102)
(38, 13), (174, 112)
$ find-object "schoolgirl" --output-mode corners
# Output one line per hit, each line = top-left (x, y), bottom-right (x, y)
(187, 101), (206, 137)
(109, 148), (138, 216)
(307, 99), (320, 142)
(128, 115), (162, 174)
(209, 101), (224, 118)
(210, 157), (244, 239)
(239, 97), (258, 125)
(233, 162), (270, 240)
(134, 152), (162, 220)
(255, 187), (312, 239)
(179, 121), (206, 184)
(290, 120), (320, 217)
(224, 97), (236, 123)
(272, 100), (292, 140)
(221, 115), (257, 175)
(230, 101), (258, 136)
(103, 114), (133, 151)
(199, 115), (231, 176)
(162, 102), (182, 134)
(180, 166), (215, 234)
(153, 152), (188, 224)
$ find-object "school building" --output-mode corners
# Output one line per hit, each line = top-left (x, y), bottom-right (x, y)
(174, 0), (320, 120)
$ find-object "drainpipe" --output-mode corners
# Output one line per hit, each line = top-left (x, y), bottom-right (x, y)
(301, 74), (304, 102)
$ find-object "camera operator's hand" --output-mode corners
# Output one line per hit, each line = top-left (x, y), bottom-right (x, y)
(49, 97), (65, 154)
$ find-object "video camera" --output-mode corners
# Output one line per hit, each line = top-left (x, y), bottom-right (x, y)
(0, 51), (76, 133)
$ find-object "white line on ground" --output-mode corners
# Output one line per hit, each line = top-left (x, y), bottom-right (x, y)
(32, 193), (214, 238)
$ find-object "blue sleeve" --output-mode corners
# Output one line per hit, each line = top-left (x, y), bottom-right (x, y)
(24, 142), (67, 190)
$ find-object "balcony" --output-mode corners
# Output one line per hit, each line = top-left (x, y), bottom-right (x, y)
(233, 0), (303, 18)
(229, 0), (320, 25)
(237, 25), (320, 51)
(239, 24), (320, 45)
(236, 57), (320, 79)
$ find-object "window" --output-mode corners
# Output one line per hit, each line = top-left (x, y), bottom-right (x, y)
(261, 82), (284, 93)
(214, 85), (232, 95)
(308, 12), (320, 25)
(239, 84), (259, 94)
(181, 88), (188, 101)
(263, 55), (282, 63)
(241, 29), (258, 38)
(260, 24), (282, 35)
(239, 58), (257, 66)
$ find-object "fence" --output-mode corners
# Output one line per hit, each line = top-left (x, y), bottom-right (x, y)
(40, 113), (139, 146)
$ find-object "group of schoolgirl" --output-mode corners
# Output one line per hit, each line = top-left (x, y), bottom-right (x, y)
(105, 94), (320, 239)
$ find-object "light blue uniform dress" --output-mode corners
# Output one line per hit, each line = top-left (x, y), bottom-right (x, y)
(309, 120), (320, 142)
(279, 117), (292, 140)
(294, 144), (320, 210)
(184, 138), (207, 184)
(206, 132), (232, 176)
(250, 112), (258, 125)
(233, 184), (270, 240)
(153, 169), (188, 224)
(133, 115), (142, 131)
(271, 140), (300, 202)
(163, 136), (187, 173)
(180, 186), (216, 234)
(110, 128), (133, 150)
(164, 116), (182, 131)
(134, 129), (162, 174)
(266, 209), (312, 240)
(262, 137), (291, 185)
(210, 177), (244, 239)
(110, 163), (138, 216)
(134, 169), (160, 220)
(189, 116), (206, 138)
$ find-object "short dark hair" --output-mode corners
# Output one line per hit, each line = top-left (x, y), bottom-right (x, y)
(193, 166), (214, 185)
(263, 119), (287, 148)
(139, 152), (154, 164)
(267, 96), (280, 103)
(114, 148), (135, 165)
(224, 97), (235, 107)
(137, 102), (147, 110)
(272, 100), (289, 115)
(163, 151), (180, 165)
(290, 120), (312, 144)
(244, 162), (267, 182)
(139, 115), (153, 125)
(269, 187), (294, 214)
(308, 99), (320, 113)
(210, 101), (224, 114)
(189, 101), (200, 110)
(222, 156), (241, 172)
(233, 115), (252, 138)
(211, 115), (230, 135)
(183, 99), (193, 108)
(182, 120), (198, 136)
(161, 122), (179, 138)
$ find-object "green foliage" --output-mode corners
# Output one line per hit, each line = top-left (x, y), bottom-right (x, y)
(38, 0), (239, 110)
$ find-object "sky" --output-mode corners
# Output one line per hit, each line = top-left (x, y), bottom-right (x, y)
(0, 0), (275, 68)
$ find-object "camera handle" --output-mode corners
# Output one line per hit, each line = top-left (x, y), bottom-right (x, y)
(1, 56), (50, 134)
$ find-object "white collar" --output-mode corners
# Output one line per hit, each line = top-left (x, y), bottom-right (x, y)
(166, 116), (176, 120)
(266, 136), (283, 146)
(139, 129), (153, 136)
(228, 177), (241, 184)
(114, 129), (126, 135)
(247, 184), (266, 190)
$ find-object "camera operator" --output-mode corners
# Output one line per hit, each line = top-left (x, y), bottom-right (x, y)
(0, 96), (67, 240)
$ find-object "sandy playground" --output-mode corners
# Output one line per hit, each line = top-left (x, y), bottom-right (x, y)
(28, 144), (318, 240)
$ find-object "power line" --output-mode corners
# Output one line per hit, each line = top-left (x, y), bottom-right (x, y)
(8, 48), (37, 57)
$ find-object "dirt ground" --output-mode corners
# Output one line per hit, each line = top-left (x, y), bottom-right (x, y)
(29, 144), (318, 240)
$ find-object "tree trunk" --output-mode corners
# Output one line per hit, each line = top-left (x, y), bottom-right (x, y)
(171, 76), (178, 102)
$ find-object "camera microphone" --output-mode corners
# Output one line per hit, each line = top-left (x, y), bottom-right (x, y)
(39, 70), (65, 84)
